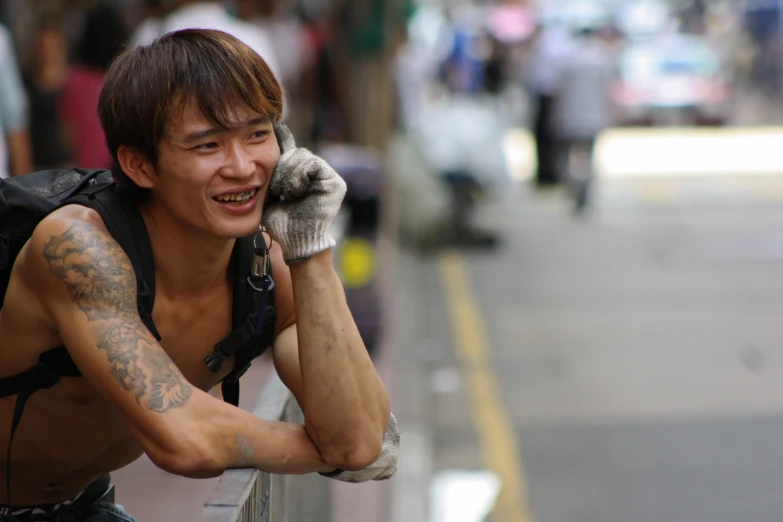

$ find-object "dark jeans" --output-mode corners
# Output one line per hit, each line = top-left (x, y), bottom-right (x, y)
(533, 93), (558, 184)
(0, 476), (137, 522)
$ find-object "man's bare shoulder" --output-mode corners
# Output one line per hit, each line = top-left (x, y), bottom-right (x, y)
(41, 205), (107, 231)
(0, 205), (115, 373)
(16, 205), (110, 286)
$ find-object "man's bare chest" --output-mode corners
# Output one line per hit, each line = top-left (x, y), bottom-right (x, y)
(0, 278), (235, 391)
(150, 289), (236, 390)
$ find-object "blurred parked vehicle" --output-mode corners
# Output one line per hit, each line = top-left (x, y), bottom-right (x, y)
(611, 34), (732, 126)
(319, 144), (386, 356)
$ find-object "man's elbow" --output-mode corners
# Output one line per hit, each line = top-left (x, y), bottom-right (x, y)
(321, 433), (383, 471)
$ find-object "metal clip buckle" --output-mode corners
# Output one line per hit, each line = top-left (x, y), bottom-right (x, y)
(251, 231), (270, 278)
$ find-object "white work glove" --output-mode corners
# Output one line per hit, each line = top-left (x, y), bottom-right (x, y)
(320, 413), (400, 483)
(263, 124), (347, 264)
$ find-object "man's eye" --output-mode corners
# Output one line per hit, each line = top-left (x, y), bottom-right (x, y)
(194, 142), (218, 150)
(251, 130), (270, 140)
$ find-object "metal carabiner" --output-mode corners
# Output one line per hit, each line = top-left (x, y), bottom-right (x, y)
(251, 231), (270, 278)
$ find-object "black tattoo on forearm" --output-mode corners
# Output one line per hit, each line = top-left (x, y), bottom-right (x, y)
(43, 222), (192, 412)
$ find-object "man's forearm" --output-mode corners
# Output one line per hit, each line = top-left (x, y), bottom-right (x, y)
(288, 250), (390, 465)
(208, 402), (335, 475)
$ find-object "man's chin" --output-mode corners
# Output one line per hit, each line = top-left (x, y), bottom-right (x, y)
(235, 216), (264, 239)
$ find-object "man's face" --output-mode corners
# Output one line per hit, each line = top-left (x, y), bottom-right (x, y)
(151, 98), (280, 239)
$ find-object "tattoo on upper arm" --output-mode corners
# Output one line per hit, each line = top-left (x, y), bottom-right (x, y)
(43, 222), (192, 412)
(43, 222), (137, 320)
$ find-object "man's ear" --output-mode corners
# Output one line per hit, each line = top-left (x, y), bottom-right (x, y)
(116, 145), (156, 189)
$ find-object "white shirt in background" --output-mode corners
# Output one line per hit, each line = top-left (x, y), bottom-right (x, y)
(0, 23), (29, 179)
(527, 24), (575, 96)
(130, 2), (281, 83)
(551, 37), (615, 141)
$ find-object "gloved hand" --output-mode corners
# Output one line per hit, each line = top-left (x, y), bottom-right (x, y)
(320, 413), (400, 483)
(263, 123), (347, 264)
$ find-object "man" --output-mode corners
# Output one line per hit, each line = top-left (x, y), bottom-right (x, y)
(0, 21), (33, 178)
(0, 28), (396, 521)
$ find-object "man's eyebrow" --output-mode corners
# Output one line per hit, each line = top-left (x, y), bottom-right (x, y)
(183, 127), (220, 143)
(246, 117), (270, 127)
(183, 117), (271, 143)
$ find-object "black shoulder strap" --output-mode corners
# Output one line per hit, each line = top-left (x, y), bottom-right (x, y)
(68, 184), (160, 341)
(208, 233), (276, 407)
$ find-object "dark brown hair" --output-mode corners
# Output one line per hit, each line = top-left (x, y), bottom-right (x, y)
(98, 28), (283, 197)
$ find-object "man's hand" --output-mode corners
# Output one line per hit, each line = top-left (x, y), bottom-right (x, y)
(321, 413), (400, 483)
(263, 124), (347, 264)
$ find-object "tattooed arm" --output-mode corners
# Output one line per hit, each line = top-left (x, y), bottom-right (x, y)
(23, 208), (334, 478)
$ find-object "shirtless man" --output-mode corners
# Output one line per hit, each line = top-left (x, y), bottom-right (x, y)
(0, 28), (395, 521)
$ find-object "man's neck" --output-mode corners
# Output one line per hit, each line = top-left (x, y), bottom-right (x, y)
(140, 202), (235, 299)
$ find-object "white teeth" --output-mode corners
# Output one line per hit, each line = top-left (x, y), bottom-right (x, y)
(215, 190), (256, 203)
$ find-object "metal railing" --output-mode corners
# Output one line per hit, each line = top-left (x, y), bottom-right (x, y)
(201, 374), (332, 522)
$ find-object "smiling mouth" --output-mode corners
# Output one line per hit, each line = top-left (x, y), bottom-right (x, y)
(214, 189), (259, 204)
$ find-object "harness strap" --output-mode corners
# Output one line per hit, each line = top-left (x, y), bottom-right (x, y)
(209, 234), (276, 407)
(205, 315), (263, 374)
(6, 385), (32, 517)
(221, 381), (240, 408)
(0, 348), (79, 399)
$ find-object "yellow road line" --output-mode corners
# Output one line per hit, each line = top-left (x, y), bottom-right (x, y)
(438, 252), (533, 522)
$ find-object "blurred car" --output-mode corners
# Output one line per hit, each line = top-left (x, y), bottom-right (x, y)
(611, 34), (732, 126)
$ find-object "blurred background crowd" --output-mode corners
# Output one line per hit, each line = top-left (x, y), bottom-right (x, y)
(0, 0), (412, 175)
(0, 0), (780, 240)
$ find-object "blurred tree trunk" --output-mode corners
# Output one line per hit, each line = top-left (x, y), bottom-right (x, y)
(340, 0), (407, 152)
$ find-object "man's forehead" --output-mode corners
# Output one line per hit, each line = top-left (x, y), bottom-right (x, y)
(167, 97), (268, 134)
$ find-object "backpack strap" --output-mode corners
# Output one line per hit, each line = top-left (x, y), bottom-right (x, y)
(0, 348), (80, 399)
(206, 232), (277, 407)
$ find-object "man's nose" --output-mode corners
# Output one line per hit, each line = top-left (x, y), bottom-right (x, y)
(222, 142), (255, 178)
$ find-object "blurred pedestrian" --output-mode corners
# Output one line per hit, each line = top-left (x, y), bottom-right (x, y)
(550, 24), (615, 214)
(23, 14), (72, 171)
(525, 19), (574, 186)
(0, 22), (33, 177)
(59, 2), (128, 170)
(235, 0), (304, 94)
